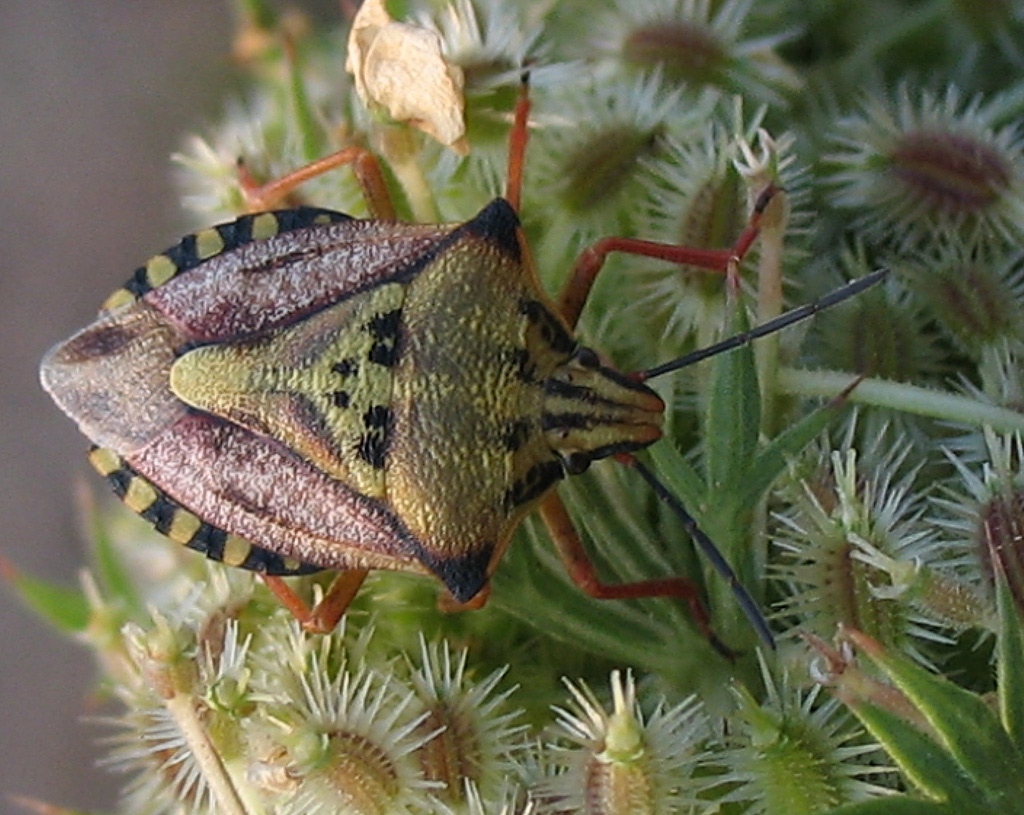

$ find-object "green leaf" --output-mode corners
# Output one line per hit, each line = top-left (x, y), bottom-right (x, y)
(855, 633), (1024, 803)
(738, 395), (843, 510)
(495, 517), (697, 674)
(88, 501), (142, 618)
(4, 565), (89, 633)
(644, 440), (708, 514)
(638, 441), (715, 593)
(824, 796), (993, 815)
(997, 575), (1024, 751)
(287, 44), (325, 162)
(849, 697), (981, 804)
(705, 292), (760, 496)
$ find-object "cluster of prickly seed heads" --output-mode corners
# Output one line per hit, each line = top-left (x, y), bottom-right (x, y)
(771, 422), (1008, 662)
(88, 568), (891, 815)
(100, 590), (522, 815)
(771, 421), (1024, 658)
(92, 579), (671, 815)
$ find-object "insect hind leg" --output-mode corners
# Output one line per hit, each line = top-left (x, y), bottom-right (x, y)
(237, 146), (396, 219)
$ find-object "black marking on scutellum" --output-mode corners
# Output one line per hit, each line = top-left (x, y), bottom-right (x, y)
(332, 358), (359, 377)
(358, 405), (391, 469)
(364, 405), (390, 429)
(119, 207), (352, 299)
(365, 309), (402, 367)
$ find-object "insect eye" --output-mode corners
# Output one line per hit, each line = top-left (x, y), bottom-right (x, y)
(574, 347), (600, 368)
(562, 452), (591, 475)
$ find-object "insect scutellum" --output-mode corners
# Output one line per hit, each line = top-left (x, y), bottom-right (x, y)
(40, 72), (886, 657)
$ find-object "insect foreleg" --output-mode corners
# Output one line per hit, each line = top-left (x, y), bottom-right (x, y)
(504, 72), (531, 213)
(556, 186), (778, 330)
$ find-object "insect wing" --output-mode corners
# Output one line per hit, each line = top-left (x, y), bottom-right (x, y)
(40, 208), (458, 577)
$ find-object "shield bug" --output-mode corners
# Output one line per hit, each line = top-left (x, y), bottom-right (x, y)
(40, 77), (882, 654)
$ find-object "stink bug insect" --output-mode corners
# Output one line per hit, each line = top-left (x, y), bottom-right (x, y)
(40, 77), (882, 655)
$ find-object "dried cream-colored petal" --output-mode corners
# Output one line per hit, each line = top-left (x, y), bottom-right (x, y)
(346, 0), (467, 153)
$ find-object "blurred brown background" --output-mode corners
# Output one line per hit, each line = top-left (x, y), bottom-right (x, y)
(0, 3), (331, 810)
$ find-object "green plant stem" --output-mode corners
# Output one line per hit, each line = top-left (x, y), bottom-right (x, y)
(756, 202), (785, 435)
(380, 127), (440, 222)
(163, 692), (252, 815)
(778, 368), (1024, 433)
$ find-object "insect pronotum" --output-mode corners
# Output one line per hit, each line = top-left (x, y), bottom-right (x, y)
(40, 75), (883, 656)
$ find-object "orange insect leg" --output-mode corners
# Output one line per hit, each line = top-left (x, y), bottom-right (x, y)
(557, 185), (777, 330)
(263, 569), (370, 633)
(504, 73), (531, 213)
(237, 146), (396, 219)
(537, 492), (734, 658)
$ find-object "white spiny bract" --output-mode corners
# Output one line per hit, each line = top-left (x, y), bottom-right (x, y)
(772, 424), (970, 660)
(537, 671), (710, 814)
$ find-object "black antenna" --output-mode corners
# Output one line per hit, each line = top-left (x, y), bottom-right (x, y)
(622, 269), (888, 651)
(622, 455), (777, 649)
(641, 270), (887, 381)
